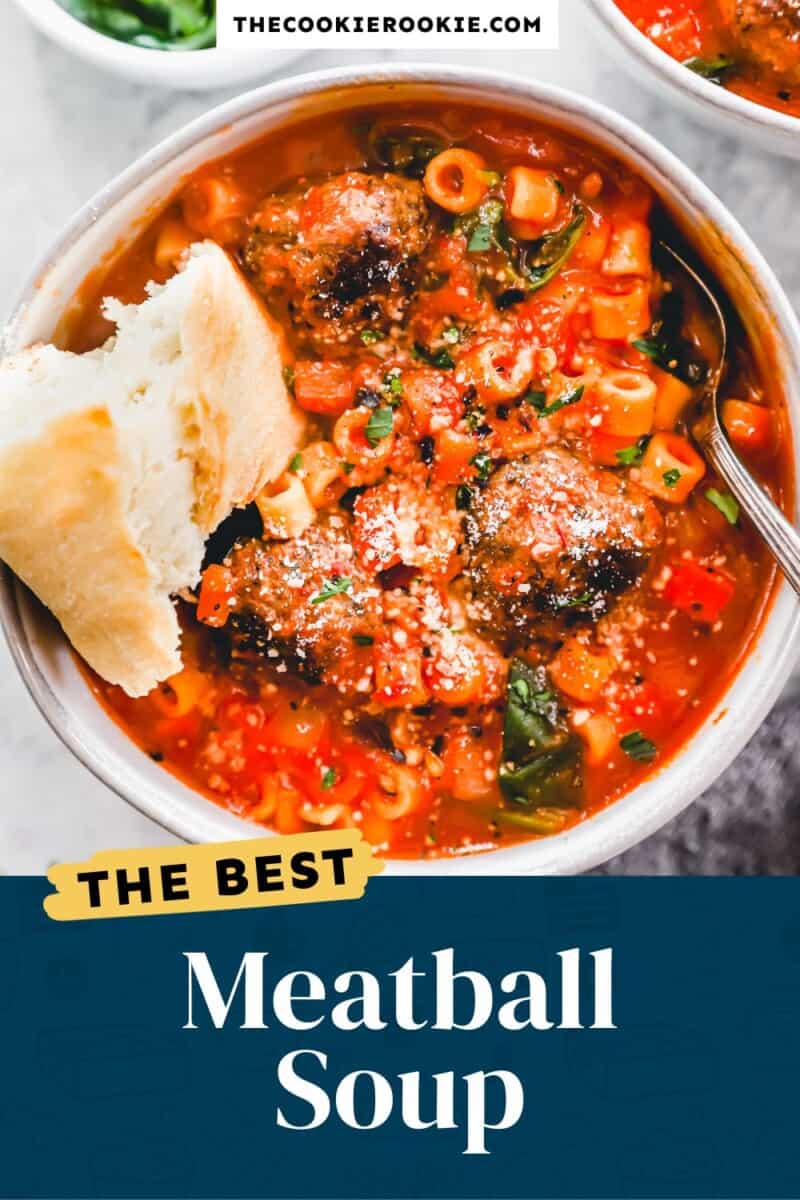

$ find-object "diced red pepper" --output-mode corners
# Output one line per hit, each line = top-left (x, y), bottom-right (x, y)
(293, 360), (355, 416)
(196, 564), (236, 628)
(663, 559), (735, 624)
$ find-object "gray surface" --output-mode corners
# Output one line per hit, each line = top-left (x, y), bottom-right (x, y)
(0, 4), (798, 873)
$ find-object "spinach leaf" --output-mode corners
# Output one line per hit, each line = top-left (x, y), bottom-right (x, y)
(517, 205), (586, 292)
(499, 659), (583, 809)
(633, 287), (708, 385)
(684, 55), (737, 85)
(367, 127), (444, 178)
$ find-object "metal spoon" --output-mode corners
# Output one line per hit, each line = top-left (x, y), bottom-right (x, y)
(658, 241), (800, 597)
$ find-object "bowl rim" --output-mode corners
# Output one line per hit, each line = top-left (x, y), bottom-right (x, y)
(587, 0), (800, 140)
(3, 60), (800, 874)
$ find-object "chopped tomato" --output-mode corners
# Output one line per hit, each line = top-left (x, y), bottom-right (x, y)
(293, 360), (355, 415)
(722, 399), (772, 453)
(196, 565), (235, 628)
(663, 559), (736, 624)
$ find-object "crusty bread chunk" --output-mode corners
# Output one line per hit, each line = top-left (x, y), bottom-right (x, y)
(0, 242), (306, 696)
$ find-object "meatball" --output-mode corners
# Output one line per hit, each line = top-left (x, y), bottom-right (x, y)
(715, 0), (800, 82)
(224, 516), (382, 696)
(243, 171), (432, 349)
(463, 448), (663, 641)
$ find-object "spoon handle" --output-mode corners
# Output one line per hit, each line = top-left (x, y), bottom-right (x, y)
(703, 424), (800, 598)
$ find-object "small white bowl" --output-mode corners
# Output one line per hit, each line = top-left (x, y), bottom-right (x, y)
(12, 0), (304, 91)
(587, 0), (800, 159)
(3, 63), (800, 874)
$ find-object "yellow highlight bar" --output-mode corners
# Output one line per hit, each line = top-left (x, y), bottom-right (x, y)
(44, 830), (384, 921)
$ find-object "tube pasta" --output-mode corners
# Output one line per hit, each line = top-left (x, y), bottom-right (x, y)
(423, 148), (488, 214)
(595, 370), (657, 437)
(300, 440), (344, 507)
(256, 473), (315, 540)
(154, 220), (193, 271)
(505, 166), (560, 224)
(638, 432), (706, 502)
(654, 370), (694, 430)
(601, 219), (651, 277)
(182, 175), (246, 237)
(590, 283), (650, 340)
(152, 667), (210, 717)
(333, 408), (395, 484)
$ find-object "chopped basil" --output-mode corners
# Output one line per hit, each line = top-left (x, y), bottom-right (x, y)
(705, 488), (740, 525)
(684, 55), (737, 85)
(470, 451), (493, 483)
(532, 383), (585, 419)
(556, 591), (592, 609)
(288, 452), (303, 473)
(663, 468), (682, 488)
(455, 484), (473, 511)
(321, 767), (337, 790)
(365, 407), (394, 446)
(342, 462), (356, 475)
(311, 576), (352, 605)
(352, 634), (374, 647)
(465, 403), (486, 432)
(412, 341), (455, 370)
(459, 198), (506, 255)
(500, 659), (583, 809)
(360, 329), (383, 346)
(616, 437), (650, 466)
(619, 731), (657, 762)
(523, 389), (548, 409)
(442, 326), (461, 344)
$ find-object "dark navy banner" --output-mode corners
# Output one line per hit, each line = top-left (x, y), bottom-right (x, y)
(1, 878), (799, 1199)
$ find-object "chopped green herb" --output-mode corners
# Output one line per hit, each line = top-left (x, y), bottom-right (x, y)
(360, 329), (383, 346)
(455, 484), (473, 511)
(478, 169), (502, 188)
(383, 371), (404, 398)
(500, 659), (583, 809)
(365, 406), (394, 447)
(616, 437), (650, 466)
(684, 54), (737, 85)
(412, 341), (455, 370)
(705, 488), (740, 525)
(523, 389), (548, 409)
(619, 731), (657, 762)
(663, 468), (682, 488)
(520, 205), (586, 292)
(288, 452), (303, 474)
(311, 576), (352, 605)
(321, 767), (337, 790)
(60, 0), (216, 49)
(442, 326), (461, 344)
(460, 198), (505, 255)
(352, 634), (374, 647)
(556, 591), (592, 609)
(465, 404), (487, 433)
(633, 286), (708, 385)
(551, 176), (566, 195)
(367, 128), (444, 179)
(470, 451), (493, 483)
(534, 383), (585, 419)
(342, 461), (356, 475)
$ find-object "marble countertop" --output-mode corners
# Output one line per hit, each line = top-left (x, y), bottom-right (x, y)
(1, 3), (798, 874)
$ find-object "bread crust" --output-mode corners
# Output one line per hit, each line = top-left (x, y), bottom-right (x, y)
(0, 408), (181, 696)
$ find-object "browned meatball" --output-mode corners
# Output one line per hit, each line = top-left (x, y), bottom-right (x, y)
(224, 516), (382, 696)
(715, 0), (800, 81)
(463, 448), (663, 642)
(243, 171), (432, 349)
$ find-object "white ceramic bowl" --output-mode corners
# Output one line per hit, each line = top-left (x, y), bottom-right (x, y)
(586, 0), (800, 159)
(3, 63), (800, 874)
(12, 0), (304, 90)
